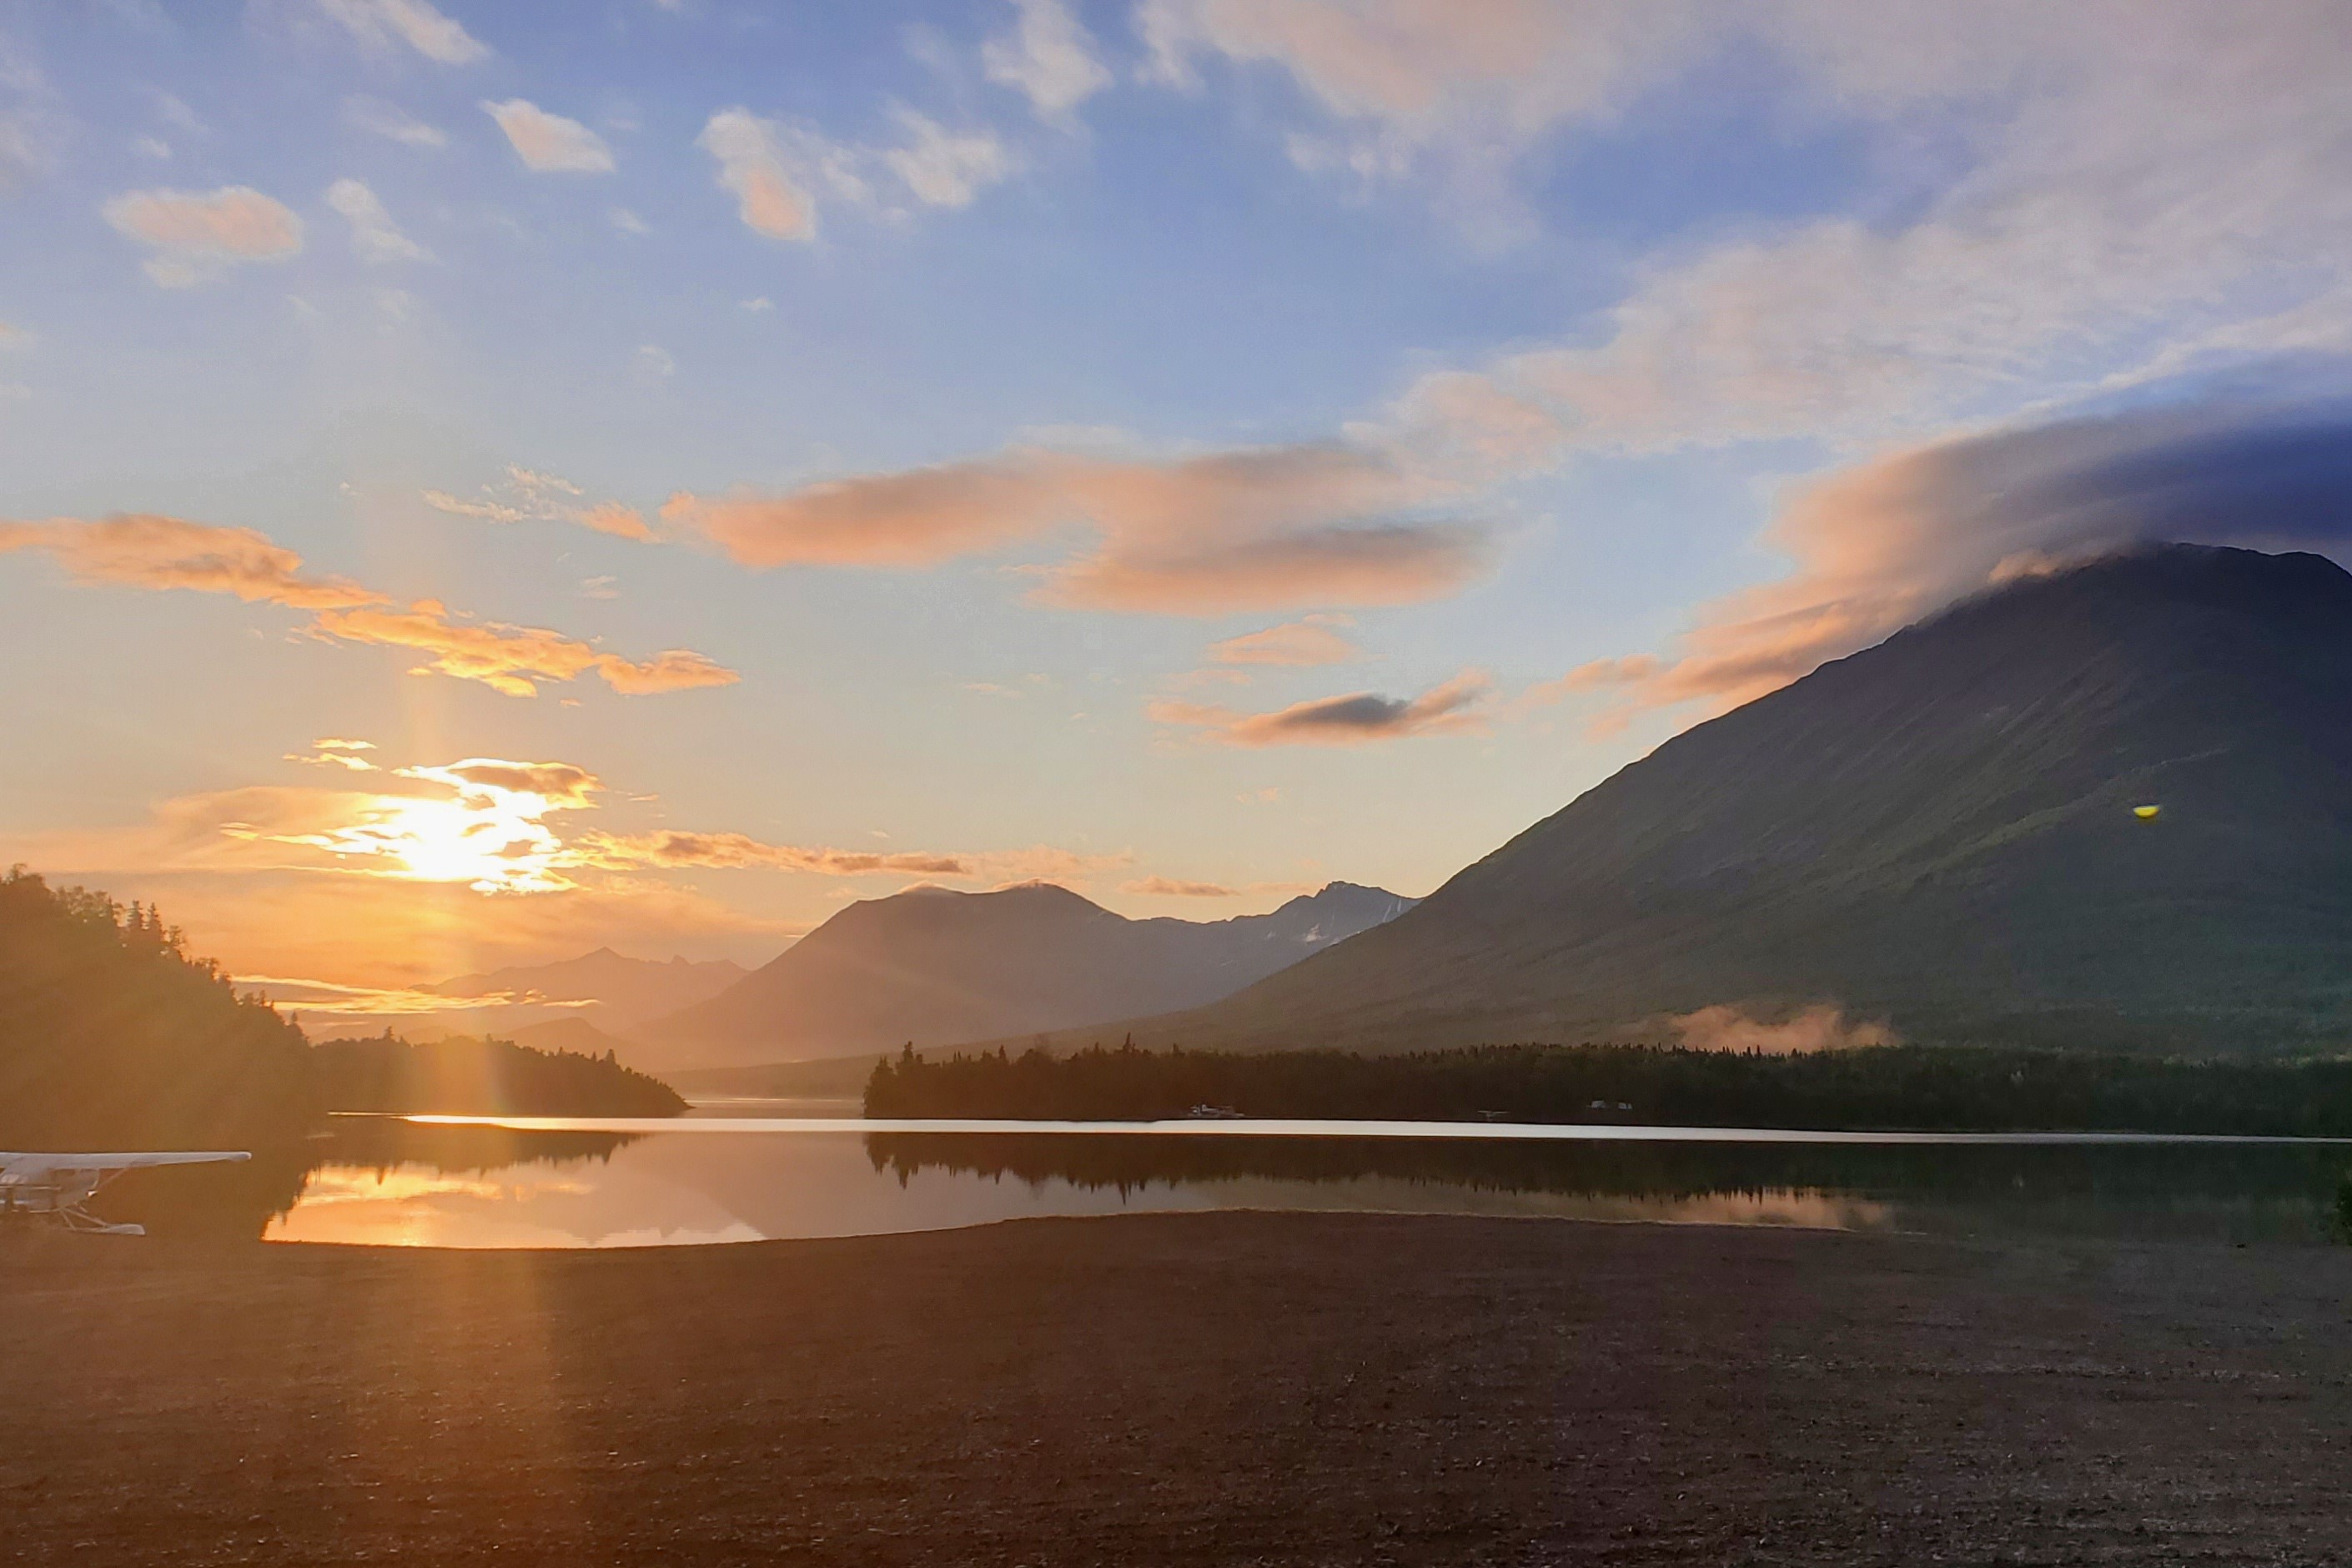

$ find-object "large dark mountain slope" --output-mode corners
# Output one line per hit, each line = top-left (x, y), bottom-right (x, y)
(636, 881), (1415, 1069)
(1111, 546), (2352, 1056)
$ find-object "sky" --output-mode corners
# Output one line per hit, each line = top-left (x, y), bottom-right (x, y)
(6, 0), (2352, 1003)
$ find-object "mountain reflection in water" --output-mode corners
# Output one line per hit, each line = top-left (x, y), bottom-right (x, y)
(58, 1120), (2352, 1248)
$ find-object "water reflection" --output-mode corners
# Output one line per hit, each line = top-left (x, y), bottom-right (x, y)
(864, 1132), (2352, 1243)
(63, 1118), (2352, 1247)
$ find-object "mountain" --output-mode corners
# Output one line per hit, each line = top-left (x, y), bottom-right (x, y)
(635, 881), (1416, 1069)
(1098, 546), (2352, 1057)
(424, 948), (746, 1028)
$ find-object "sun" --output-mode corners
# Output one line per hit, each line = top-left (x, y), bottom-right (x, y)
(272, 758), (595, 893)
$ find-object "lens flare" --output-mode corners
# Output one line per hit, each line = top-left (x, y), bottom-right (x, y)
(258, 758), (595, 892)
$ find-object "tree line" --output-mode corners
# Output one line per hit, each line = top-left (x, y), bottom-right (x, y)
(864, 1039), (2352, 1135)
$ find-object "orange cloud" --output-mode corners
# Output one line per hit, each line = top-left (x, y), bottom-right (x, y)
(1206, 614), (1361, 666)
(698, 108), (819, 241)
(661, 443), (1488, 616)
(662, 457), (1055, 567)
(1121, 876), (1239, 897)
(102, 186), (304, 287)
(575, 831), (1128, 885)
(1119, 875), (1318, 899)
(574, 832), (972, 877)
(0, 514), (377, 608)
(288, 750), (378, 772)
(594, 648), (740, 695)
(313, 604), (740, 699)
(0, 512), (735, 700)
(1152, 667), (1493, 746)
(403, 759), (602, 811)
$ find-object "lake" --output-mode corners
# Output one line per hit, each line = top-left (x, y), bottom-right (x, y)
(87, 1103), (2352, 1247)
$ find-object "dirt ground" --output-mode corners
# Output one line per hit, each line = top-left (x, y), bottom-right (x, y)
(5, 1213), (2352, 1565)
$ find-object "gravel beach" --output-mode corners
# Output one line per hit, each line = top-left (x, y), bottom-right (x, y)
(6, 1212), (2351, 1565)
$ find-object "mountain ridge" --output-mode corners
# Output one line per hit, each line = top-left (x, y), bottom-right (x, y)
(1038, 545), (2352, 1057)
(633, 880), (1417, 1070)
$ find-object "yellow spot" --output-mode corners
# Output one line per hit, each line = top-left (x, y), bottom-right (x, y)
(2133, 804), (2161, 820)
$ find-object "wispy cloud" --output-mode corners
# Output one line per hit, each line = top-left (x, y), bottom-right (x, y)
(576, 828), (1129, 886)
(482, 98), (613, 173)
(344, 95), (446, 148)
(424, 465), (653, 541)
(880, 108), (1013, 209)
(103, 186), (303, 287)
(1151, 667), (1492, 745)
(1207, 613), (1361, 666)
(696, 104), (1013, 241)
(984, 0), (1112, 123)
(325, 178), (430, 264)
(319, 0), (486, 65)
(1119, 876), (1319, 898)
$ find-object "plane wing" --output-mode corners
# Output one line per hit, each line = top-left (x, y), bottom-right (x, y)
(1, 1150), (251, 1234)
(1, 1150), (251, 1181)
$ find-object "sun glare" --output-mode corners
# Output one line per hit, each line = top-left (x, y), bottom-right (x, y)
(267, 758), (592, 893)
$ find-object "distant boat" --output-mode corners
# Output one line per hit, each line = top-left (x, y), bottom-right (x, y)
(1185, 1104), (1245, 1120)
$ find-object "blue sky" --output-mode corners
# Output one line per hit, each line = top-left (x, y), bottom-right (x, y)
(5, 0), (2351, 993)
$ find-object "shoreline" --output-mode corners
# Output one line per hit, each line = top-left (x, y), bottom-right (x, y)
(411, 1109), (2352, 1143)
(8, 1210), (2352, 1564)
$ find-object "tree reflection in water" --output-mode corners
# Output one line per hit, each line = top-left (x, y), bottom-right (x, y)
(88, 1123), (639, 1239)
(862, 1132), (2352, 1243)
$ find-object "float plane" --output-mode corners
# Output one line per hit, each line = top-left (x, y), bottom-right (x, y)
(0, 1150), (250, 1235)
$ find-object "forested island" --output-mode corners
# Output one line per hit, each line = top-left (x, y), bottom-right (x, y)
(864, 1041), (2352, 1137)
(0, 867), (683, 1149)
(314, 1033), (684, 1118)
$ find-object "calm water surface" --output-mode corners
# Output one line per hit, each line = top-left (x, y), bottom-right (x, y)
(135, 1103), (2352, 1249)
